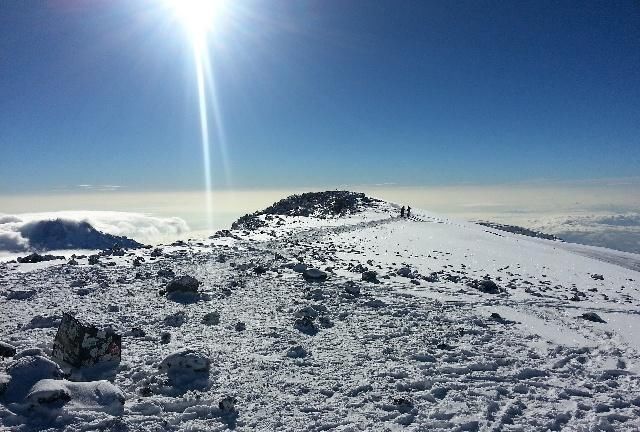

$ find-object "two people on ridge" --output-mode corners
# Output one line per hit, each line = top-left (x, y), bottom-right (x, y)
(400, 206), (411, 218)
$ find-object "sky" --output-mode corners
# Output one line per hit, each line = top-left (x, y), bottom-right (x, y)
(1, 0), (639, 194)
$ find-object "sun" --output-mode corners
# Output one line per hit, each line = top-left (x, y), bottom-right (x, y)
(166, 0), (227, 38)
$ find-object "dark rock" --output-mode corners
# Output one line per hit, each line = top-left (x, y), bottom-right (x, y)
(157, 268), (175, 278)
(362, 271), (379, 283)
(219, 396), (237, 412)
(17, 253), (64, 263)
(151, 248), (163, 257)
(295, 317), (318, 335)
(286, 345), (307, 358)
(470, 279), (502, 294)
(0, 341), (16, 358)
(202, 312), (220, 325)
(253, 265), (268, 275)
(160, 332), (171, 344)
(88, 255), (100, 265)
(344, 283), (360, 296)
(235, 322), (246, 331)
(591, 274), (604, 281)
(166, 275), (200, 294)
(52, 312), (121, 368)
(580, 312), (606, 323)
(303, 268), (327, 282)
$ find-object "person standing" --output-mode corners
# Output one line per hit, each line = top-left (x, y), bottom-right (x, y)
(407, 206), (411, 218)
(400, 206), (405, 218)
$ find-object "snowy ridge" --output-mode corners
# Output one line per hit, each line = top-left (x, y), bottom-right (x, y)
(1, 193), (639, 430)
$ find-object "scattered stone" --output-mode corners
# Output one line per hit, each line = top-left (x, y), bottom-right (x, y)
(397, 267), (411, 277)
(362, 271), (379, 283)
(23, 314), (61, 329)
(303, 268), (328, 282)
(202, 312), (220, 325)
(52, 312), (121, 368)
(0, 341), (16, 358)
(4, 289), (36, 300)
(26, 379), (125, 415)
(344, 283), (360, 296)
(166, 275), (200, 294)
(160, 332), (171, 344)
(235, 322), (246, 331)
(164, 311), (187, 327)
(16, 253), (64, 263)
(410, 279), (420, 285)
(156, 269), (175, 280)
(286, 345), (307, 358)
(219, 396), (237, 412)
(3, 355), (64, 402)
(470, 278), (502, 294)
(591, 274), (604, 281)
(292, 263), (308, 273)
(294, 317), (318, 335)
(580, 312), (607, 323)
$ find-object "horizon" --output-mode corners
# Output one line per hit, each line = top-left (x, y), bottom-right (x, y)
(1, 1), (639, 254)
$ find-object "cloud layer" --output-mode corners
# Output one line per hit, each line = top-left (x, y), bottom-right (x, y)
(0, 211), (189, 252)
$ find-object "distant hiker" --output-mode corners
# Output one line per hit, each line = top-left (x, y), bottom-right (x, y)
(400, 206), (405, 218)
(407, 206), (411, 218)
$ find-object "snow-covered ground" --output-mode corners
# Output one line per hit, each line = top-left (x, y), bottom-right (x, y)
(1, 196), (639, 431)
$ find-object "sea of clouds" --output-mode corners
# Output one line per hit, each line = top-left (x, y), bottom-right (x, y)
(0, 211), (189, 252)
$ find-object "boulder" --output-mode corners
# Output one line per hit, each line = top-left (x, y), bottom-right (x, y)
(3, 355), (64, 402)
(286, 345), (307, 358)
(164, 311), (187, 327)
(303, 268), (327, 282)
(166, 276), (200, 294)
(52, 313), (121, 368)
(0, 341), (16, 358)
(362, 271), (379, 283)
(397, 267), (411, 277)
(26, 379), (124, 416)
(160, 349), (210, 374)
(344, 283), (360, 296)
(580, 312), (606, 323)
(292, 263), (308, 273)
(202, 312), (220, 325)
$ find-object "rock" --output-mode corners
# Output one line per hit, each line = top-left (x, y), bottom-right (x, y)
(15, 347), (46, 359)
(235, 322), (246, 331)
(151, 247), (163, 257)
(158, 269), (176, 278)
(23, 314), (61, 329)
(344, 283), (360, 296)
(362, 271), (379, 283)
(397, 267), (411, 277)
(303, 268), (327, 282)
(158, 349), (211, 375)
(424, 272), (439, 282)
(16, 253), (64, 263)
(471, 279), (502, 294)
(364, 299), (387, 308)
(164, 311), (187, 327)
(4, 289), (36, 300)
(130, 327), (146, 338)
(166, 275), (200, 294)
(26, 379), (125, 415)
(591, 274), (604, 280)
(580, 312), (607, 323)
(160, 332), (171, 344)
(0, 373), (10, 396)
(286, 345), (307, 358)
(67, 258), (78, 265)
(202, 312), (220, 325)
(52, 313), (121, 368)
(4, 355), (64, 402)
(294, 317), (318, 335)
(393, 397), (414, 413)
(410, 279), (421, 285)
(88, 254), (100, 265)
(295, 306), (319, 320)
(292, 263), (308, 273)
(253, 265), (268, 275)
(219, 396), (237, 412)
(133, 257), (143, 267)
(0, 341), (16, 358)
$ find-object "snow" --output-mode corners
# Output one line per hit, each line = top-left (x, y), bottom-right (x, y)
(1, 197), (639, 430)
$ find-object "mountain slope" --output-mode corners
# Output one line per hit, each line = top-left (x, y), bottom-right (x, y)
(1, 193), (639, 431)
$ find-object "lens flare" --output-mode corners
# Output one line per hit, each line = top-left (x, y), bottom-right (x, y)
(166, 0), (230, 232)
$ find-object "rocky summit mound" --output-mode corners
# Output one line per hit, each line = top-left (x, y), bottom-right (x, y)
(232, 191), (380, 230)
(18, 219), (142, 251)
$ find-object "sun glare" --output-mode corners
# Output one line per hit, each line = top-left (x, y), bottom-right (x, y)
(167, 0), (226, 37)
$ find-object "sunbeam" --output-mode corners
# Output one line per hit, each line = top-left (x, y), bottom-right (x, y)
(165, 0), (231, 232)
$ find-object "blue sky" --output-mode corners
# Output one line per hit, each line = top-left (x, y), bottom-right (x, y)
(1, 0), (639, 193)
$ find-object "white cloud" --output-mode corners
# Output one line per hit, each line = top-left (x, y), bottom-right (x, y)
(0, 211), (190, 252)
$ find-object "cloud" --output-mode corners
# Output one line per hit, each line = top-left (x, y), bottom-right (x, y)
(527, 212), (640, 254)
(0, 211), (189, 252)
